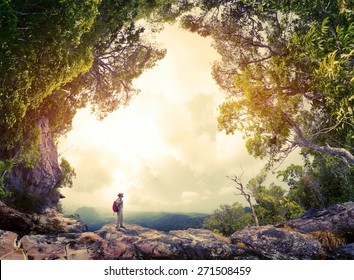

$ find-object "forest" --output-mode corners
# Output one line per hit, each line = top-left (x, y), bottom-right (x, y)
(0, 0), (353, 235)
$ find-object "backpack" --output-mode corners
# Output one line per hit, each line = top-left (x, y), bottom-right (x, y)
(112, 200), (119, 213)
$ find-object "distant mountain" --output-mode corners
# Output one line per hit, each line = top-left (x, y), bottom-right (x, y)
(72, 207), (115, 231)
(125, 212), (209, 232)
(72, 207), (209, 232)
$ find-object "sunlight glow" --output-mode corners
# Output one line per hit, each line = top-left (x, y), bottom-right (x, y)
(58, 24), (272, 215)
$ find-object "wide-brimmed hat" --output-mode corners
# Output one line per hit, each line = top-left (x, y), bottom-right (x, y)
(118, 193), (124, 197)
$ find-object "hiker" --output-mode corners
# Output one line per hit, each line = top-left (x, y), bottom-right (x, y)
(115, 193), (126, 230)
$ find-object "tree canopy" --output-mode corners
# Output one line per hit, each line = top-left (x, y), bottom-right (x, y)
(0, 0), (177, 162)
(0, 0), (191, 197)
(181, 0), (354, 165)
(180, 0), (354, 207)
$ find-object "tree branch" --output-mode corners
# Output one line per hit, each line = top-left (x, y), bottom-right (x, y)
(227, 175), (259, 227)
(283, 113), (354, 164)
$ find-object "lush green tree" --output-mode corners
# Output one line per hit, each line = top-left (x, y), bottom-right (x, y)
(247, 171), (304, 225)
(205, 171), (305, 234)
(57, 158), (76, 189)
(0, 0), (172, 171)
(203, 202), (254, 236)
(0, 0), (100, 161)
(0, 1), (189, 209)
(278, 157), (354, 209)
(181, 0), (353, 165)
(180, 0), (353, 207)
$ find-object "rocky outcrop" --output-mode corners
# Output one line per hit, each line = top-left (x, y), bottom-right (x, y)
(230, 225), (325, 259)
(286, 201), (354, 241)
(8, 118), (62, 208)
(230, 201), (354, 259)
(31, 208), (88, 234)
(0, 225), (273, 260)
(0, 201), (34, 234)
(0, 201), (87, 235)
(327, 243), (354, 260)
(1, 201), (353, 260)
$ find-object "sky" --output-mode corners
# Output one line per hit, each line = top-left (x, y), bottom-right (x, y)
(58, 23), (300, 215)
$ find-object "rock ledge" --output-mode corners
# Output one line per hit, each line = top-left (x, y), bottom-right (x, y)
(1, 202), (354, 260)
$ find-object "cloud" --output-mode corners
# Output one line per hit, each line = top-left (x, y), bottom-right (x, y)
(60, 147), (118, 193)
(218, 186), (235, 196)
(58, 23), (298, 215)
(181, 191), (199, 204)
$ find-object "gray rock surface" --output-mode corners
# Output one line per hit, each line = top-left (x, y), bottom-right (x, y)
(286, 201), (354, 239)
(1, 202), (354, 260)
(0, 201), (34, 234)
(327, 243), (354, 260)
(230, 225), (325, 259)
(0, 224), (278, 260)
(8, 118), (62, 207)
(0, 202), (87, 235)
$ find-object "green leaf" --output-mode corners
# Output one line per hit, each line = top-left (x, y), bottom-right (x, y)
(321, 17), (330, 34)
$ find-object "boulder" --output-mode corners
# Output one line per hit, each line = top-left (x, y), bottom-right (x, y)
(230, 225), (325, 259)
(95, 224), (250, 260)
(0, 201), (87, 235)
(0, 201), (34, 234)
(327, 243), (354, 260)
(286, 201), (354, 242)
(31, 208), (88, 234)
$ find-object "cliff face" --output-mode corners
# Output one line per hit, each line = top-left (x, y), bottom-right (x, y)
(0, 201), (353, 260)
(8, 118), (62, 208)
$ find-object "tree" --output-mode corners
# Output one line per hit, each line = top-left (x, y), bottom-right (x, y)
(181, 0), (354, 166)
(247, 171), (304, 225)
(0, 0), (172, 170)
(227, 175), (259, 226)
(203, 202), (253, 236)
(0, 1), (186, 208)
(57, 158), (76, 189)
(206, 171), (304, 234)
(0, 0), (100, 161)
(278, 157), (354, 209)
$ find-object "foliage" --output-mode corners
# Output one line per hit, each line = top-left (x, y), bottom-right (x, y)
(57, 158), (76, 189)
(0, 159), (13, 199)
(125, 212), (207, 232)
(180, 0), (354, 164)
(206, 171), (305, 234)
(247, 172), (305, 225)
(0, 0), (184, 209)
(0, 0), (99, 157)
(203, 202), (254, 236)
(0, 0), (172, 171)
(180, 0), (354, 207)
(278, 157), (354, 209)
